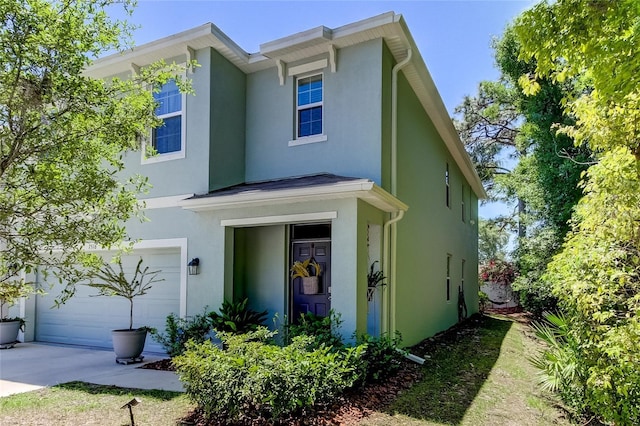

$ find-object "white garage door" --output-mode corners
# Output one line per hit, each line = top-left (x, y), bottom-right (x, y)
(35, 250), (181, 354)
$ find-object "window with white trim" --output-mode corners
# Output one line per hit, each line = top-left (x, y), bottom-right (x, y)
(143, 79), (186, 163)
(153, 79), (182, 153)
(445, 163), (450, 208)
(296, 74), (323, 138)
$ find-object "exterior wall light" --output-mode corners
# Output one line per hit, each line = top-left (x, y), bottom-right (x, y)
(188, 258), (200, 275)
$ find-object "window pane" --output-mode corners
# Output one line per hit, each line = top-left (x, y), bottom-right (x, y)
(298, 92), (309, 106)
(299, 109), (311, 122)
(297, 75), (322, 107)
(153, 116), (182, 154)
(298, 106), (322, 137)
(154, 80), (181, 116)
(299, 122), (311, 137)
(311, 120), (322, 135)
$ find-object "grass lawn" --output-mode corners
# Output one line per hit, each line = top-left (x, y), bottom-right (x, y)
(361, 314), (571, 426)
(0, 314), (570, 425)
(0, 382), (193, 426)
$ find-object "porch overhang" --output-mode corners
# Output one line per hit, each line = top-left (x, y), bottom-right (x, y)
(178, 175), (408, 213)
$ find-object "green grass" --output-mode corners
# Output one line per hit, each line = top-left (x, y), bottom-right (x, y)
(0, 315), (570, 425)
(0, 382), (193, 426)
(361, 315), (572, 425)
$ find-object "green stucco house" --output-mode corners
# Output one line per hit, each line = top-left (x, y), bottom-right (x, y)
(24, 12), (485, 351)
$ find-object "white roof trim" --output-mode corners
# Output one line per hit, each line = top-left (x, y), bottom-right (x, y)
(138, 193), (194, 210)
(179, 179), (408, 213)
(221, 211), (338, 228)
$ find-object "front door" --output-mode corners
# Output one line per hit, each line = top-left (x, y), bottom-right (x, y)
(291, 240), (331, 321)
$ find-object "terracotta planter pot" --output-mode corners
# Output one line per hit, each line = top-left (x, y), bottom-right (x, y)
(111, 328), (147, 363)
(0, 320), (21, 348)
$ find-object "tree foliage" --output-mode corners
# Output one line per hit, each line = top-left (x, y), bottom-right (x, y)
(457, 25), (590, 314)
(515, 1), (640, 423)
(0, 0), (192, 302)
(477, 219), (509, 264)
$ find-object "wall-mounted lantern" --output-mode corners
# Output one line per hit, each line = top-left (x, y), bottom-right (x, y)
(188, 258), (200, 275)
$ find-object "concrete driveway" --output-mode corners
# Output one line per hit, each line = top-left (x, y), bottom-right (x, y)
(0, 343), (183, 397)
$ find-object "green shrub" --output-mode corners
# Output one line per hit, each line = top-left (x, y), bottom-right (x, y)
(530, 312), (588, 414)
(478, 291), (489, 313)
(208, 298), (268, 334)
(286, 310), (344, 349)
(173, 327), (364, 422)
(150, 311), (212, 357)
(356, 332), (405, 383)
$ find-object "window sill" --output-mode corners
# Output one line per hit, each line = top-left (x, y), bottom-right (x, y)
(141, 150), (185, 164)
(288, 134), (327, 147)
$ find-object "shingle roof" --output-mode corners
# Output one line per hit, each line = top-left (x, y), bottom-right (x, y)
(189, 173), (365, 199)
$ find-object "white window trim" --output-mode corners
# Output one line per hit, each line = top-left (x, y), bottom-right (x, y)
(290, 72), (326, 146)
(288, 134), (327, 147)
(142, 76), (187, 165)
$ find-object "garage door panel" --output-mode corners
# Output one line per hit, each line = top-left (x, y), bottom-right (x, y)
(36, 251), (181, 354)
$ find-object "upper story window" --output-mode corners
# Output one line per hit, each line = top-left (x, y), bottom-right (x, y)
(461, 183), (466, 222)
(143, 79), (186, 164)
(445, 163), (450, 208)
(297, 74), (323, 138)
(154, 79), (182, 153)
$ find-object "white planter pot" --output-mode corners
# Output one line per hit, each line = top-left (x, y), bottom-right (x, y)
(0, 320), (21, 348)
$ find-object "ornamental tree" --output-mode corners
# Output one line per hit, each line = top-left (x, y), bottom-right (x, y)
(0, 0), (192, 303)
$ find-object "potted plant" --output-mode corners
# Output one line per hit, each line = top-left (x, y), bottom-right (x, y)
(0, 278), (33, 349)
(88, 257), (163, 364)
(367, 261), (386, 302)
(290, 258), (322, 294)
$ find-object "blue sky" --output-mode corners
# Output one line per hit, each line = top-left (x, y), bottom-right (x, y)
(115, 0), (535, 217)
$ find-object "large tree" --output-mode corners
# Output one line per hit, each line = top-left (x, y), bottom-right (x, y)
(0, 0), (191, 302)
(456, 26), (590, 314)
(515, 1), (640, 423)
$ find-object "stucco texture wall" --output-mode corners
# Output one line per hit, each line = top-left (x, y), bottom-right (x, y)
(393, 72), (479, 347)
(244, 39), (384, 185)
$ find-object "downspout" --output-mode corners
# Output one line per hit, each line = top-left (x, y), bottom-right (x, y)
(382, 48), (412, 335)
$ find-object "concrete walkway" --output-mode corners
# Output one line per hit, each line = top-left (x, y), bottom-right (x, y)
(0, 343), (183, 397)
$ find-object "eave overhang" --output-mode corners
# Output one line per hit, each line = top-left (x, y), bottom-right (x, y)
(178, 179), (408, 213)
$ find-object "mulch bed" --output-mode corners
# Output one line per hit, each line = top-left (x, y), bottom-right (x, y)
(140, 357), (176, 371)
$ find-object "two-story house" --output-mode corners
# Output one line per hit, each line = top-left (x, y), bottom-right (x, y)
(27, 12), (485, 351)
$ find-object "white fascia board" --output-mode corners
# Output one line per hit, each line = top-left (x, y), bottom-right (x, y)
(260, 26), (333, 56)
(88, 23), (253, 78)
(221, 211), (338, 228)
(139, 194), (194, 210)
(258, 12), (397, 60)
(329, 11), (397, 40)
(179, 181), (407, 213)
